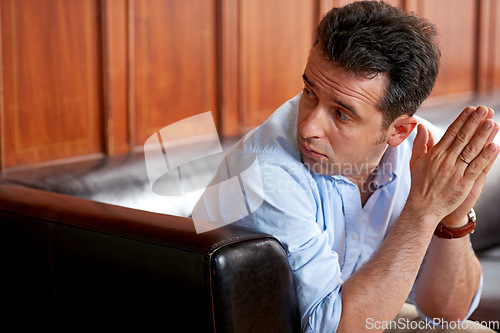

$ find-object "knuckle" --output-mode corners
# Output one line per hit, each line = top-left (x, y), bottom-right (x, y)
(482, 151), (493, 162)
(462, 144), (476, 156)
(438, 155), (455, 170)
(480, 146), (496, 161)
(455, 131), (469, 145)
(428, 150), (444, 164)
(445, 125), (459, 139)
(468, 160), (482, 173)
(465, 156), (489, 178)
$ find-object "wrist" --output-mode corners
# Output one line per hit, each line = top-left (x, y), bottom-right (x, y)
(400, 202), (441, 235)
(441, 215), (469, 228)
(434, 209), (476, 239)
(402, 199), (444, 228)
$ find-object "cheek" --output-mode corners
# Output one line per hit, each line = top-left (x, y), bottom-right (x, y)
(297, 98), (308, 123)
(326, 131), (366, 160)
(325, 127), (350, 149)
(296, 105), (311, 136)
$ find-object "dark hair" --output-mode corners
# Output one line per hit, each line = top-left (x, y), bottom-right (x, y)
(314, 1), (441, 127)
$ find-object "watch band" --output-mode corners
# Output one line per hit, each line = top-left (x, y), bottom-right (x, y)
(434, 208), (476, 239)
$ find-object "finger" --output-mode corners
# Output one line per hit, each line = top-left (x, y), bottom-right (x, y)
(486, 107), (495, 121)
(448, 105), (490, 156)
(467, 146), (500, 204)
(464, 142), (500, 180)
(411, 124), (429, 163)
(435, 106), (475, 150)
(480, 143), (500, 175)
(470, 147), (497, 195)
(466, 168), (488, 210)
(427, 128), (435, 150)
(485, 121), (499, 146)
(458, 119), (496, 167)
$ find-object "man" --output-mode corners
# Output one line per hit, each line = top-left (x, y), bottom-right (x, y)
(193, 1), (499, 332)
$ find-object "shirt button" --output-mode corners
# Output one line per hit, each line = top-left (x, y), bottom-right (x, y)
(352, 233), (359, 241)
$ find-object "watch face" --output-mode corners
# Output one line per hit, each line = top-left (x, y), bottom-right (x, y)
(468, 208), (476, 222)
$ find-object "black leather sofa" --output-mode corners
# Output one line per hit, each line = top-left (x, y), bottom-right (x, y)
(1, 139), (499, 330)
(0, 154), (300, 331)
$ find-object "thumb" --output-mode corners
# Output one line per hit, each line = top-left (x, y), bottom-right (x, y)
(411, 124), (429, 163)
(426, 128), (435, 150)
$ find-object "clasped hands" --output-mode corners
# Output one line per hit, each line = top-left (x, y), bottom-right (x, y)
(409, 105), (499, 229)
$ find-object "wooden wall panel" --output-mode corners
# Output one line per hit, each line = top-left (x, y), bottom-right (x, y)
(475, 0), (500, 94)
(407, 0), (477, 100)
(1, 0), (499, 170)
(1, 0), (103, 168)
(319, 0), (337, 18)
(233, 0), (404, 133)
(132, 0), (218, 146)
(477, 0), (494, 94)
(493, 0), (500, 90)
(238, 0), (317, 130)
(219, 0), (240, 137)
(101, 0), (129, 155)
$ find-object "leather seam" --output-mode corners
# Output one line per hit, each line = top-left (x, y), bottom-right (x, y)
(208, 234), (277, 254)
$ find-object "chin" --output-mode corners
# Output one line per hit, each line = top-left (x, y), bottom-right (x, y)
(301, 156), (341, 176)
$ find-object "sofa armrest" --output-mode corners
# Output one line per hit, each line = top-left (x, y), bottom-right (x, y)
(0, 182), (300, 331)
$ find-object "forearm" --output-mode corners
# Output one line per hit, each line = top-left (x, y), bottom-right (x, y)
(337, 107), (497, 332)
(415, 233), (481, 321)
(337, 205), (436, 332)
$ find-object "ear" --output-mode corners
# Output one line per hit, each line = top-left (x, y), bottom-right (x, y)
(386, 115), (417, 147)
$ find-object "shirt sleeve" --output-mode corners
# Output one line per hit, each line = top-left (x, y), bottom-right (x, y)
(192, 147), (345, 332)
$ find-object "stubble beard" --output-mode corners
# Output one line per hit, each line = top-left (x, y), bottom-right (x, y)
(300, 128), (388, 178)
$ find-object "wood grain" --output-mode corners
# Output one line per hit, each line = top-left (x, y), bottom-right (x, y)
(101, 0), (129, 155)
(239, 0), (316, 130)
(408, 0), (477, 99)
(1, 0), (103, 168)
(1, 0), (499, 170)
(493, 0), (500, 91)
(131, 0), (218, 146)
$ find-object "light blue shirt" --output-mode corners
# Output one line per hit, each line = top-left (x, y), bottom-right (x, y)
(192, 93), (482, 332)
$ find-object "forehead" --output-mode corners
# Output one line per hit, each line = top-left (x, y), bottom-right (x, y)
(304, 46), (387, 112)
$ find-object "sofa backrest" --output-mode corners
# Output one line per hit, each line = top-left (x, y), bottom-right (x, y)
(3, 149), (500, 252)
(0, 182), (300, 331)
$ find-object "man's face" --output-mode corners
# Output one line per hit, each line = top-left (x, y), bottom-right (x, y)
(296, 46), (391, 179)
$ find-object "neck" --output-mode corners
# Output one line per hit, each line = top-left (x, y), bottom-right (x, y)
(347, 148), (389, 206)
(348, 170), (378, 206)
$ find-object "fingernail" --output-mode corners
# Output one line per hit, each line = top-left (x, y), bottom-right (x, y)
(477, 106), (487, 116)
(483, 120), (493, 129)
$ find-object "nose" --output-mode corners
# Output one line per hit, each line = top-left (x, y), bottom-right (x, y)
(299, 107), (326, 139)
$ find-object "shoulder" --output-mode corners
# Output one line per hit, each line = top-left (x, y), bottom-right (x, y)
(193, 94), (319, 231)
(238, 93), (302, 158)
(221, 94), (315, 189)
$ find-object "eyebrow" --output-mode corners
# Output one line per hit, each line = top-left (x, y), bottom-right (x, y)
(301, 74), (360, 119)
(302, 74), (313, 87)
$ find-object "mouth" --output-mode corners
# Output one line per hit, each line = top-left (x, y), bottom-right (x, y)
(299, 141), (328, 161)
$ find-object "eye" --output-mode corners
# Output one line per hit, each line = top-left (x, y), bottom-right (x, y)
(302, 87), (316, 100)
(335, 110), (350, 122)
